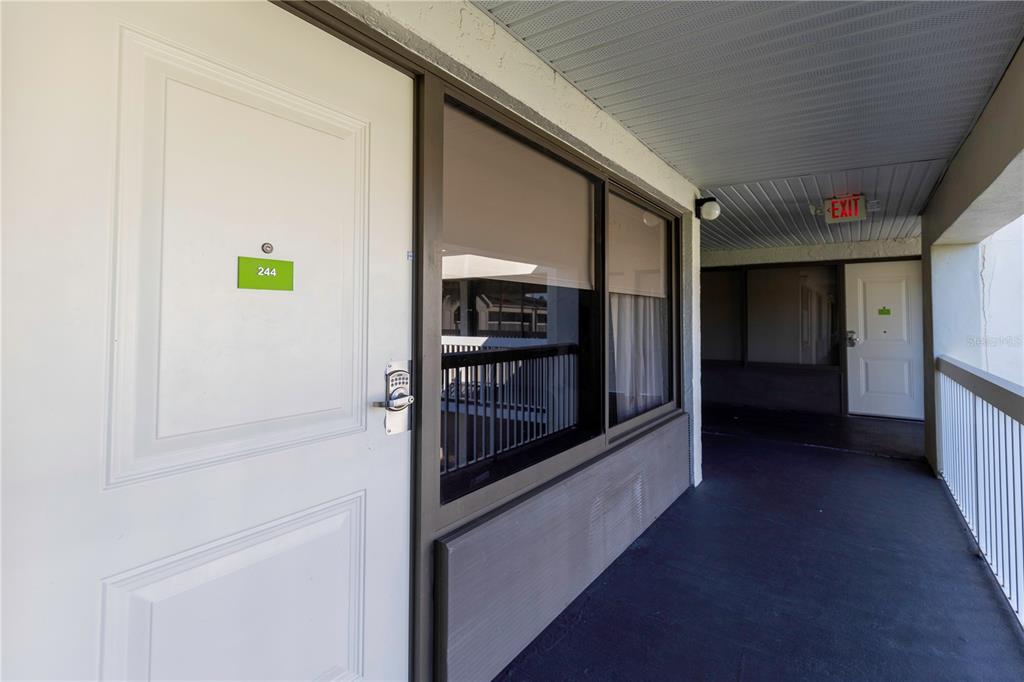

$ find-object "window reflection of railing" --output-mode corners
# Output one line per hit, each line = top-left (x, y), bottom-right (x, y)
(440, 343), (578, 477)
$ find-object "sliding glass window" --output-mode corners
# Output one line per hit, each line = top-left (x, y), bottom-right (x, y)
(747, 267), (838, 365)
(439, 103), (600, 503)
(699, 266), (839, 366)
(607, 193), (673, 426)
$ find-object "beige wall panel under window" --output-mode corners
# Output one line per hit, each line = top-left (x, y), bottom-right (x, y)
(442, 105), (593, 290)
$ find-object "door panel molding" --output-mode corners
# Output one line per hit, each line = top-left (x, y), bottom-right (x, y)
(100, 492), (366, 681)
(106, 28), (371, 487)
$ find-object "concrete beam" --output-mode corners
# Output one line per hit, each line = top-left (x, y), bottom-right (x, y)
(921, 42), (1024, 471)
(923, 44), (1024, 245)
(935, 150), (1024, 245)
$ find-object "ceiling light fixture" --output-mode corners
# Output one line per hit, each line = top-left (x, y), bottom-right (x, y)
(696, 197), (721, 221)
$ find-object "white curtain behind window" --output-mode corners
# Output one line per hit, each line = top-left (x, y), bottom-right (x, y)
(609, 293), (668, 422)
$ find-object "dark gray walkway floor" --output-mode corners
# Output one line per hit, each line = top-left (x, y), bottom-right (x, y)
(703, 403), (925, 460)
(496, 433), (1024, 681)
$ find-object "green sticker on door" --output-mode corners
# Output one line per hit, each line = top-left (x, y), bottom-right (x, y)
(878, 306), (892, 316)
(238, 256), (294, 291)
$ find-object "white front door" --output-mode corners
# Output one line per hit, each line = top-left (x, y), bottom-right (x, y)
(2, 2), (413, 679)
(844, 261), (924, 419)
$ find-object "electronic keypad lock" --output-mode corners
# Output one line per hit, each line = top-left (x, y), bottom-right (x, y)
(373, 361), (414, 435)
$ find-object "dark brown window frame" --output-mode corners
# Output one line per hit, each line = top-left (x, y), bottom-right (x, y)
(430, 88), (687, 518)
(427, 82), (690, 681)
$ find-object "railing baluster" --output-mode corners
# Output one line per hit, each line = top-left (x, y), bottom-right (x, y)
(558, 354), (563, 431)
(514, 360), (521, 448)
(566, 354), (571, 428)
(441, 368), (448, 474)
(1016, 419), (1023, 615)
(1010, 410), (1019, 611)
(476, 363), (482, 463)
(571, 353), (576, 425)
(562, 354), (568, 430)
(455, 367), (461, 469)
(936, 355), (1024, 627)
(501, 360), (507, 454)
(440, 343), (580, 481)
(559, 353), (564, 430)
(527, 357), (533, 443)
(1002, 409), (1009, 585)
(489, 361), (495, 459)
(468, 364), (475, 465)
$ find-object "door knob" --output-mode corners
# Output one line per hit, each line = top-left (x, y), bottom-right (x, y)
(846, 330), (861, 347)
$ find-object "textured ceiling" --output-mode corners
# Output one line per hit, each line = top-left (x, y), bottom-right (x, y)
(478, 1), (1024, 249)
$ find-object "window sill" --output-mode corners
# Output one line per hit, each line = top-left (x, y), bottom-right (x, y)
(435, 408), (687, 533)
(608, 401), (681, 444)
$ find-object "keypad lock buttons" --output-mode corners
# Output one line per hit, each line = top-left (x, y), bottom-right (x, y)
(373, 361), (414, 435)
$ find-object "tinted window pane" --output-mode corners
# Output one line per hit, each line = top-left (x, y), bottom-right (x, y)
(746, 266), (837, 365)
(700, 270), (743, 361)
(439, 104), (598, 503)
(607, 194), (671, 426)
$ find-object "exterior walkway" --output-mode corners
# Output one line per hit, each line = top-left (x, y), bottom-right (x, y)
(703, 403), (926, 460)
(496, 433), (1024, 681)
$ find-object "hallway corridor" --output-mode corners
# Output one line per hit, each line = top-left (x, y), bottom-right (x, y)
(497, 434), (1024, 681)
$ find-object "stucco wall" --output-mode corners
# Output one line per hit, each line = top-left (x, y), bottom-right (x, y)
(979, 217), (1024, 385)
(337, 1), (699, 209)
(701, 237), (920, 267)
(921, 43), (1024, 469)
(931, 244), (984, 368)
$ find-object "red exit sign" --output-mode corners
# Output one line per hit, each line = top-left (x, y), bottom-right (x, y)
(825, 195), (865, 224)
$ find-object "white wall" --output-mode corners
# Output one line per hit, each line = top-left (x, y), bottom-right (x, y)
(979, 217), (1024, 384)
(931, 243), (984, 368)
(337, 1), (704, 479)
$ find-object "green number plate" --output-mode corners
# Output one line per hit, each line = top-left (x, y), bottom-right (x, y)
(878, 306), (892, 316)
(238, 256), (294, 291)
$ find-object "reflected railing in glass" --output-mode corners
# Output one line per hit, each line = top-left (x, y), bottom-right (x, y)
(440, 340), (578, 482)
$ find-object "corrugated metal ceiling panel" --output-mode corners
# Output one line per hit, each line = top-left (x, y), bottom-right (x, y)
(479, 1), (1024, 249)
(701, 159), (947, 249)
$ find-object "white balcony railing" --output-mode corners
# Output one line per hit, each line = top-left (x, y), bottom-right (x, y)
(937, 355), (1024, 626)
